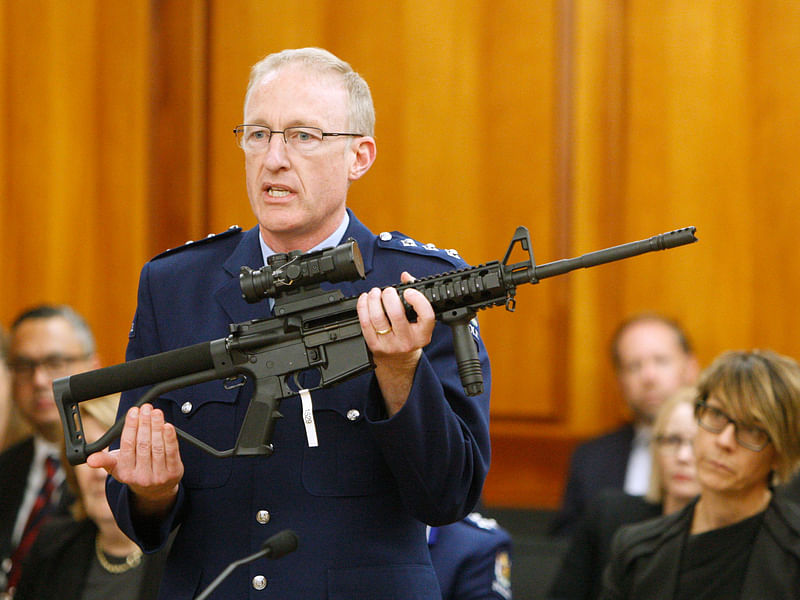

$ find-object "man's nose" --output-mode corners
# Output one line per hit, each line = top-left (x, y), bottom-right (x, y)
(31, 364), (54, 387)
(262, 133), (291, 169)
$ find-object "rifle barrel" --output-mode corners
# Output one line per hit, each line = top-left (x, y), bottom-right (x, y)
(532, 226), (697, 281)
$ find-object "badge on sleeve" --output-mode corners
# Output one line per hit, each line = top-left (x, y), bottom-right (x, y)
(492, 550), (512, 599)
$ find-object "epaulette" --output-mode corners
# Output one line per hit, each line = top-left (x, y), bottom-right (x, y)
(152, 225), (242, 260)
(464, 512), (500, 531)
(376, 231), (465, 267)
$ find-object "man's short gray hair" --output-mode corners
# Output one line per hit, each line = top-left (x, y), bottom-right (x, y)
(245, 47), (375, 137)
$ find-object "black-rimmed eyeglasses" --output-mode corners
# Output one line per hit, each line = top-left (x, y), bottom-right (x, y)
(233, 125), (363, 153)
(694, 401), (771, 451)
(8, 353), (91, 379)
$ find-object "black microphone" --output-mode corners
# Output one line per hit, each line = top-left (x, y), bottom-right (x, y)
(194, 530), (299, 600)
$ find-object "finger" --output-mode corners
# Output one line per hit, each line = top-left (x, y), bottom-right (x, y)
(357, 292), (376, 341)
(400, 271), (416, 283)
(366, 287), (393, 333)
(380, 286), (408, 333)
(136, 403), (153, 472)
(402, 288), (435, 330)
(118, 406), (140, 473)
(163, 422), (183, 477)
(150, 408), (167, 472)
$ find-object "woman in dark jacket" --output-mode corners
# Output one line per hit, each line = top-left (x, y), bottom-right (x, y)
(548, 387), (701, 600)
(14, 395), (168, 600)
(600, 350), (800, 600)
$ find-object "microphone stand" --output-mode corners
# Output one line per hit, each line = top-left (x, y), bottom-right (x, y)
(194, 530), (298, 600)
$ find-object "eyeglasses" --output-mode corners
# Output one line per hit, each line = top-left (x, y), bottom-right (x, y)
(233, 125), (363, 154)
(8, 354), (90, 378)
(654, 434), (694, 454)
(694, 401), (771, 451)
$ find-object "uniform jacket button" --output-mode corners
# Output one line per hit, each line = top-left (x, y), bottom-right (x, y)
(256, 510), (271, 524)
(252, 575), (267, 590)
(181, 402), (192, 414)
(346, 409), (360, 421)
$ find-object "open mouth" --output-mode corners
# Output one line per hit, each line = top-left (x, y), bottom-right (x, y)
(265, 185), (292, 198)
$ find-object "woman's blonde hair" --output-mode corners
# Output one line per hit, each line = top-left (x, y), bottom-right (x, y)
(60, 394), (120, 520)
(645, 386), (698, 503)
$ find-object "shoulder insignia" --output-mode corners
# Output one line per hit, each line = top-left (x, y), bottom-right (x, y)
(465, 512), (499, 531)
(376, 231), (465, 267)
(492, 550), (512, 599)
(152, 225), (242, 260)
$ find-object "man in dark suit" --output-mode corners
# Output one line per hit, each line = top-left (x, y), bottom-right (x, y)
(88, 48), (492, 599)
(0, 305), (99, 593)
(549, 313), (697, 536)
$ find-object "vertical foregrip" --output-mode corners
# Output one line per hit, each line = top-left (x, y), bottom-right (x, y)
(450, 319), (483, 396)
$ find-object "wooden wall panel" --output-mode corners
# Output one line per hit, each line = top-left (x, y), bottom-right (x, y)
(0, 1), (152, 366)
(2, 1), (800, 508)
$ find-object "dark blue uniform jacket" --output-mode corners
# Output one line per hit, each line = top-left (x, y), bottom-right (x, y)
(429, 513), (512, 600)
(107, 210), (492, 599)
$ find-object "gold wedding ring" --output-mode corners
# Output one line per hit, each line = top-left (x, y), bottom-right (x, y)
(375, 327), (392, 335)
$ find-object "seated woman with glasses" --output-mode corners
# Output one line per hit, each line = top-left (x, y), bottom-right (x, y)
(600, 349), (800, 600)
(548, 387), (701, 600)
(13, 395), (169, 600)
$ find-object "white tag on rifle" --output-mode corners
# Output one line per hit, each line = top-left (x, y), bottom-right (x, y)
(299, 389), (318, 447)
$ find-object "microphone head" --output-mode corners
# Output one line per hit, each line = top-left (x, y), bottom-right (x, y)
(262, 529), (299, 559)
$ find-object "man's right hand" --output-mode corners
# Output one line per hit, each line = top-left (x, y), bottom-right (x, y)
(87, 403), (183, 517)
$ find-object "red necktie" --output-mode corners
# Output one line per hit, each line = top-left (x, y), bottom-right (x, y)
(5, 455), (60, 592)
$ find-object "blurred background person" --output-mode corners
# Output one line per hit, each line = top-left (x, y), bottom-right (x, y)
(0, 326), (29, 452)
(550, 313), (699, 536)
(601, 349), (800, 600)
(428, 511), (513, 600)
(548, 387), (700, 600)
(14, 394), (168, 600)
(0, 305), (99, 594)
(1, 328), (21, 451)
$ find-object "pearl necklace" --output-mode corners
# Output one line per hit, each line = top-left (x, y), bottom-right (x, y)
(94, 536), (143, 574)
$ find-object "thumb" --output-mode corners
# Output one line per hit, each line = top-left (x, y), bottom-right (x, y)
(86, 448), (119, 475)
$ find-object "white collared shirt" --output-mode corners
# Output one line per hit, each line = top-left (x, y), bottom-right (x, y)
(623, 426), (652, 496)
(11, 436), (65, 546)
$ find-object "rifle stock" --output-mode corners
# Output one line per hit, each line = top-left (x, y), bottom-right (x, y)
(56, 225), (697, 464)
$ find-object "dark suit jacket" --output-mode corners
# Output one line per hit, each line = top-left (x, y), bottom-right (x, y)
(14, 517), (168, 600)
(107, 210), (492, 599)
(0, 436), (35, 566)
(550, 424), (635, 536)
(548, 490), (662, 600)
(0, 437), (74, 592)
(600, 495), (800, 600)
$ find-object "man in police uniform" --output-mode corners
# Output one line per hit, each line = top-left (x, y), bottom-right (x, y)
(89, 48), (491, 599)
(428, 513), (513, 599)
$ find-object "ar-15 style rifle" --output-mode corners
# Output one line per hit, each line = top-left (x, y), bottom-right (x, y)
(56, 225), (697, 465)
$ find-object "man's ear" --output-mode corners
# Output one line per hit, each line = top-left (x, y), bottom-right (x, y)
(348, 136), (376, 181)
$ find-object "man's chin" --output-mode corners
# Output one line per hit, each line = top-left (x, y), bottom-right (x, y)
(36, 419), (65, 443)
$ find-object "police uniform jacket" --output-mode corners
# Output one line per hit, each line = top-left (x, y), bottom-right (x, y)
(428, 513), (512, 600)
(107, 210), (492, 600)
(599, 494), (800, 600)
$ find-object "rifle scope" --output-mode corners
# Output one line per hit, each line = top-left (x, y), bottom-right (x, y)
(240, 238), (365, 302)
